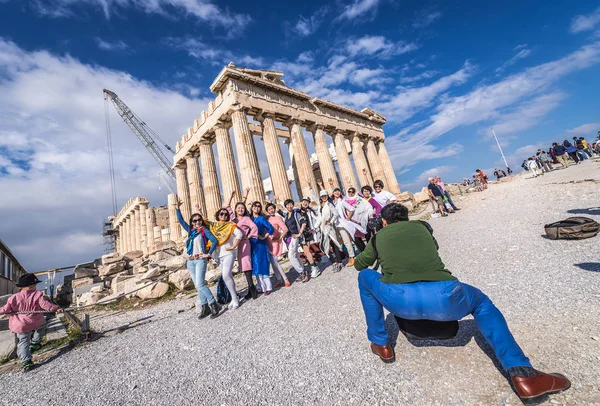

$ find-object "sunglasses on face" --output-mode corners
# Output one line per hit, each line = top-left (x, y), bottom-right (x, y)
(348, 190), (356, 194)
(192, 218), (202, 223)
(218, 212), (229, 217)
(253, 204), (262, 208)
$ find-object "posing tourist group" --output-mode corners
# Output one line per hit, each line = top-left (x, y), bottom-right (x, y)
(175, 177), (398, 319)
(522, 136), (598, 176)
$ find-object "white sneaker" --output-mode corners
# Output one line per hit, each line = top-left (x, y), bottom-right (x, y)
(310, 266), (321, 278)
(228, 301), (240, 311)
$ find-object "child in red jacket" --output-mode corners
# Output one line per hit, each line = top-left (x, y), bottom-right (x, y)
(0, 274), (62, 371)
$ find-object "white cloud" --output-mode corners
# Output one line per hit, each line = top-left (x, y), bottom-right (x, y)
(165, 36), (262, 67)
(30, 0), (251, 33)
(348, 67), (386, 86)
(95, 38), (128, 51)
(413, 11), (442, 29)
(346, 35), (418, 58)
(566, 122), (600, 135)
(495, 48), (531, 74)
(488, 92), (565, 135)
(570, 7), (600, 33)
(292, 7), (328, 37)
(399, 70), (438, 84)
(338, 0), (380, 21)
(0, 38), (210, 271)
(402, 165), (454, 192)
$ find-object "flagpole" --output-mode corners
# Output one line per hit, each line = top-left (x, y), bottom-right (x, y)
(491, 128), (509, 169)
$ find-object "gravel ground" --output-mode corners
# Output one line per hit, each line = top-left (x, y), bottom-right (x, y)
(1, 161), (599, 406)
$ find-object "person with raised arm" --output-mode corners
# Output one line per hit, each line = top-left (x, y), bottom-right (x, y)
(176, 201), (221, 319)
(249, 201), (276, 295)
(315, 180), (344, 272)
(328, 178), (360, 267)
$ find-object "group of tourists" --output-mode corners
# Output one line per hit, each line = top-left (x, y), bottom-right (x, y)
(175, 178), (400, 320)
(522, 136), (598, 176)
(427, 176), (461, 216)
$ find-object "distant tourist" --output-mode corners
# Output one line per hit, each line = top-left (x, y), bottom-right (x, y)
(536, 150), (553, 172)
(427, 177), (450, 216)
(352, 203), (571, 401)
(436, 176), (460, 211)
(562, 140), (580, 164)
(507, 167), (513, 175)
(0, 274), (62, 371)
(552, 142), (569, 169)
(493, 168), (505, 180)
(475, 169), (488, 189)
(527, 157), (541, 177)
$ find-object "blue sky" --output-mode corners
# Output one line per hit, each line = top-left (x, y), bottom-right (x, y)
(1, 0), (600, 271)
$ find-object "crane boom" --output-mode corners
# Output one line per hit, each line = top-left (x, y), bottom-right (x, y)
(103, 89), (176, 192)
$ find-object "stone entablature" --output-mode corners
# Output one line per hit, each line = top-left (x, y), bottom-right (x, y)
(112, 197), (149, 227)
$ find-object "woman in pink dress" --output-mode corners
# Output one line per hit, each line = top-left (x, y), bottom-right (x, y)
(265, 202), (290, 287)
(226, 191), (259, 300)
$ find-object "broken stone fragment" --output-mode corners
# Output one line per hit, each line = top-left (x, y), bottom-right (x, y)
(72, 277), (100, 289)
(136, 282), (169, 300)
(98, 260), (126, 277)
(74, 267), (99, 279)
(168, 268), (194, 290)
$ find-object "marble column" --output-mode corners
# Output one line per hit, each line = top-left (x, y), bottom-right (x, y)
(332, 130), (358, 191)
(377, 140), (401, 195)
(311, 125), (339, 192)
(186, 154), (206, 217)
(259, 114), (291, 201)
(139, 203), (148, 254)
(121, 220), (128, 253)
(117, 226), (123, 254)
(352, 134), (373, 187)
(214, 123), (241, 203)
(167, 193), (181, 241)
(134, 206), (142, 251)
(286, 139), (303, 199)
(286, 120), (316, 199)
(145, 206), (156, 252)
(175, 166), (192, 234)
(127, 213), (136, 252)
(198, 141), (222, 219)
(365, 138), (385, 184)
(230, 107), (265, 204)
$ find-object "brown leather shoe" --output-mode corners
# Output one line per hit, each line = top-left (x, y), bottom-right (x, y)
(511, 371), (571, 399)
(370, 343), (395, 363)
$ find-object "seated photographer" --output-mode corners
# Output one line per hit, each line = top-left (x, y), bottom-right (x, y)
(353, 203), (570, 400)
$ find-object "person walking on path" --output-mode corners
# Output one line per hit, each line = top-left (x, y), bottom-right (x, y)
(265, 202), (291, 288)
(475, 169), (488, 189)
(177, 204), (221, 319)
(353, 203), (571, 401)
(537, 150), (553, 173)
(0, 274), (62, 371)
(552, 142), (569, 168)
(427, 177), (449, 216)
(436, 176), (460, 211)
(203, 207), (243, 310)
(527, 158), (541, 177)
(249, 202), (276, 295)
(226, 189), (260, 300)
(563, 140), (580, 164)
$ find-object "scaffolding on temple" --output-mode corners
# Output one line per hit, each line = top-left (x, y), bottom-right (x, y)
(102, 216), (116, 254)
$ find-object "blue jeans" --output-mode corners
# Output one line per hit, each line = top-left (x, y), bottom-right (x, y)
(358, 270), (531, 370)
(187, 259), (215, 305)
(16, 326), (46, 362)
(443, 191), (458, 210)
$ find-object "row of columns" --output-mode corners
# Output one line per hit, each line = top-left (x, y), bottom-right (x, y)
(114, 202), (161, 255)
(173, 107), (401, 223)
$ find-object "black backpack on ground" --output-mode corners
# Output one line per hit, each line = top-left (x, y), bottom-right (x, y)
(371, 222), (459, 341)
(216, 276), (232, 305)
(544, 217), (600, 240)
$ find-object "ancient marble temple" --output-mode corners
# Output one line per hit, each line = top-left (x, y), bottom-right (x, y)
(112, 63), (402, 253)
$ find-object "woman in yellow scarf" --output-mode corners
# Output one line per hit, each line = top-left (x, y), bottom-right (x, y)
(202, 208), (244, 310)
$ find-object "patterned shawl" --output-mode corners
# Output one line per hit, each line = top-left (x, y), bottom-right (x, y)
(204, 219), (237, 246)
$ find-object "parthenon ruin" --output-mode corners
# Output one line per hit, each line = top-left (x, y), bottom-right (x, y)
(112, 63), (403, 254)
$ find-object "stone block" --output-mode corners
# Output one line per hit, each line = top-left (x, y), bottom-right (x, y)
(153, 255), (187, 271)
(78, 292), (107, 306)
(0, 330), (17, 360)
(413, 187), (431, 203)
(110, 274), (138, 295)
(140, 267), (161, 281)
(101, 252), (124, 266)
(74, 267), (99, 279)
(72, 277), (99, 290)
(98, 260), (126, 277)
(148, 240), (177, 256)
(123, 250), (144, 260)
(169, 268), (193, 290)
(136, 282), (169, 300)
(90, 285), (105, 293)
(73, 281), (104, 297)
